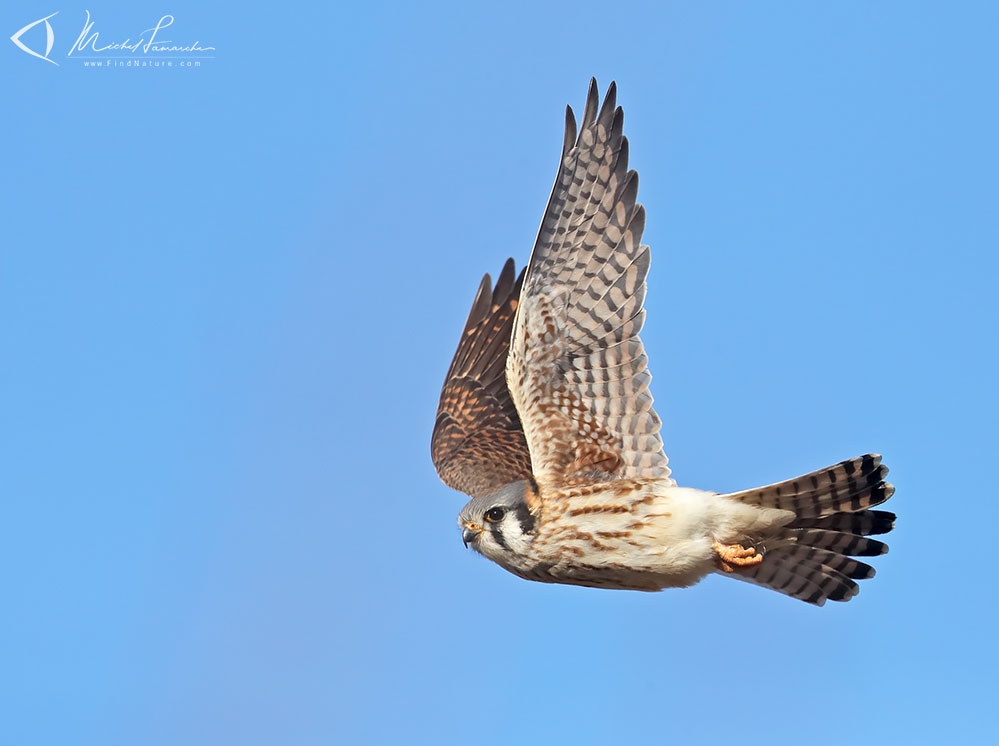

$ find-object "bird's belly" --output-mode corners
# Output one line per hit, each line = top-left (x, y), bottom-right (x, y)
(524, 482), (723, 591)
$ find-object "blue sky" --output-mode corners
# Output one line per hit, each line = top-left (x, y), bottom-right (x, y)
(3, 1), (997, 744)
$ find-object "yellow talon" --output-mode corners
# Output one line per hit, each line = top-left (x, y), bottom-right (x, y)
(713, 542), (763, 572)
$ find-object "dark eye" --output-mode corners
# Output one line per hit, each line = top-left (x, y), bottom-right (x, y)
(485, 507), (506, 523)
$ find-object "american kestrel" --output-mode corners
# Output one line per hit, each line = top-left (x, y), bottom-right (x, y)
(431, 80), (895, 605)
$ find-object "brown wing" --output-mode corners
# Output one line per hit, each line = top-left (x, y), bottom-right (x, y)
(431, 259), (533, 498)
(507, 79), (674, 490)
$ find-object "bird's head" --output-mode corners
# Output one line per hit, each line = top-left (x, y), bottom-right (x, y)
(457, 481), (537, 566)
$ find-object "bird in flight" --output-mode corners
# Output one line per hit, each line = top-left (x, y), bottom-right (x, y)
(431, 79), (895, 605)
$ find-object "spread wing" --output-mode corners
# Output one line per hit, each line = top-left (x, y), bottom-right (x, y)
(507, 79), (674, 490)
(432, 259), (533, 498)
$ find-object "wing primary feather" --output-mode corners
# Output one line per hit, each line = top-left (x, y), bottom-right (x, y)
(446, 273), (492, 379)
(563, 105), (577, 157)
(492, 257), (516, 304)
(598, 81), (617, 130)
(579, 78), (600, 136)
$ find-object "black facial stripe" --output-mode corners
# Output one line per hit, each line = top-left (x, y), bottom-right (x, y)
(488, 523), (508, 550)
(514, 502), (535, 535)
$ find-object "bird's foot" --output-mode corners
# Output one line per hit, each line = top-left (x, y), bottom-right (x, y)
(713, 542), (763, 572)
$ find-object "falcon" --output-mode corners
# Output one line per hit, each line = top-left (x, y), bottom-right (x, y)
(431, 80), (895, 605)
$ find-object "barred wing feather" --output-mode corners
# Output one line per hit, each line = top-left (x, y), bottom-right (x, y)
(507, 79), (673, 490)
(432, 260), (533, 498)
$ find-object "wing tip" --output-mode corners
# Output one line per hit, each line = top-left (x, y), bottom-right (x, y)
(563, 105), (577, 155)
(494, 258), (517, 301)
(463, 273), (493, 330)
(581, 78), (600, 131)
(599, 80), (618, 127)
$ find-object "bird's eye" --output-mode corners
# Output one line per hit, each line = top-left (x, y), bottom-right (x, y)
(485, 507), (506, 523)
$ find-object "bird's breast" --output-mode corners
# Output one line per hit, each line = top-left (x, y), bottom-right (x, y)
(512, 480), (717, 589)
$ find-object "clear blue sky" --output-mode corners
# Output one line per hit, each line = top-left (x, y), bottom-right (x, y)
(3, 2), (997, 744)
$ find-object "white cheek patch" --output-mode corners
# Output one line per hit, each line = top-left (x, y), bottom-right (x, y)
(476, 519), (529, 563)
(497, 518), (533, 556)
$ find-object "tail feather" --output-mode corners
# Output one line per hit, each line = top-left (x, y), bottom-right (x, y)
(743, 550), (860, 605)
(725, 454), (893, 517)
(789, 528), (888, 557)
(787, 545), (875, 580)
(793, 509), (896, 536)
(721, 454), (896, 606)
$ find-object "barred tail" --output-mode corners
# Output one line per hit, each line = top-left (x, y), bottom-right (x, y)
(722, 454), (896, 606)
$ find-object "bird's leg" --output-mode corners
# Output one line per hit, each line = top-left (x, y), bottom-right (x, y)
(713, 542), (763, 572)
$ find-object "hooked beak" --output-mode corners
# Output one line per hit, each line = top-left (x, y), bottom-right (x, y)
(462, 523), (481, 548)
